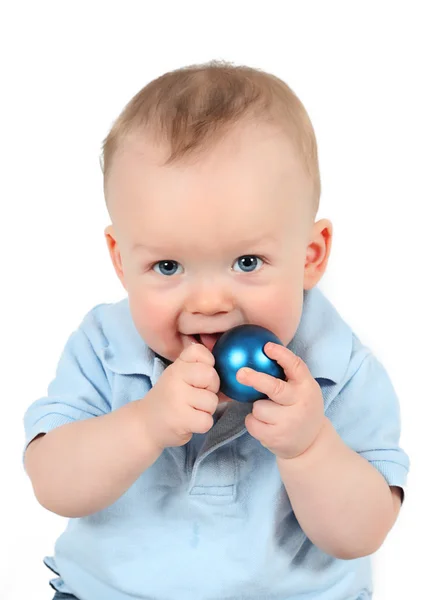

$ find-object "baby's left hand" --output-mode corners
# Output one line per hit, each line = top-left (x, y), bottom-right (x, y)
(236, 343), (325, 460)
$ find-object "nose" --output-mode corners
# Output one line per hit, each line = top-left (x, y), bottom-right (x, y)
(184, 278), (234, 316)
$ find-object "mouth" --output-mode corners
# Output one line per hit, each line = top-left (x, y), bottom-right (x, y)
(191, 332), (224, 352)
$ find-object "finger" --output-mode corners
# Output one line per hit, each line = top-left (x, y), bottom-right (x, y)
(245, 412), (274, 445)
(251, 399), (280, 425)
(263, 343), (310, 384)
(236, 367), (294, 406)
(179, 342), (215, 366)
(182, 362), (220, 392)
(190, 388), (219, 415)
(190, 407), (214, 434)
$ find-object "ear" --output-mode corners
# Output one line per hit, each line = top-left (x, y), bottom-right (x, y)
(104, 225), (128, 291)
(303, 219), (333, 290)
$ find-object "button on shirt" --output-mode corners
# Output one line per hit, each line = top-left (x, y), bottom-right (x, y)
(23, 287), (410, 600)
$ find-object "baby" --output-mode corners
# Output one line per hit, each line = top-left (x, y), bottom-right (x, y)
(24, 61), (409, 600)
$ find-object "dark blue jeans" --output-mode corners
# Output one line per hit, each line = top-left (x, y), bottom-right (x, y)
(52, 592), (79, 600)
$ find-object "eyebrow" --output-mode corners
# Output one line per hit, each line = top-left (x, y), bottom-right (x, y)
(132, 234), (276, 253)
(132, 243), (165, 253)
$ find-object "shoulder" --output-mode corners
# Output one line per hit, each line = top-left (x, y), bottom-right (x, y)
(297, 287), (393, 403)
(77, 299), (156, 378)
(79, 299), (129, 346)
(291, 287), (366, 385)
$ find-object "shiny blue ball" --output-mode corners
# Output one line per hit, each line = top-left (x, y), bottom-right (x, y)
(213, 324), (285, 403)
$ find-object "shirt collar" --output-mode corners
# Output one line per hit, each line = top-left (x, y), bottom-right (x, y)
(100, 286), (352, 386)
(287, 287), (352, 384)
(100, 299), (164, 384)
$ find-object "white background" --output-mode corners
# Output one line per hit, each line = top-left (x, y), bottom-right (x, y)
(1, 1), (429, 598)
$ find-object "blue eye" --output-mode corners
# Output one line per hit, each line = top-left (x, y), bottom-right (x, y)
(233, 255), (263, 273)
(153, 260), (184, 276)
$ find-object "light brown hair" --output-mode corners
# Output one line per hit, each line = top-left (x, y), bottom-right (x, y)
(101, 60), (321, 214)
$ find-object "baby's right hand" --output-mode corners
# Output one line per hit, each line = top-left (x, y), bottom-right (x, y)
(140, 343), (220, 450)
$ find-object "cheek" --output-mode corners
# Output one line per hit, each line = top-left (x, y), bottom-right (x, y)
(247, 282), (302, 345)
(128, 288), (176, 342)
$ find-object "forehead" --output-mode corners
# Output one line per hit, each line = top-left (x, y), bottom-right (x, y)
(106, 122), (311, 245)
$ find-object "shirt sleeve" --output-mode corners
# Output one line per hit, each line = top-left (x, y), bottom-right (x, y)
(326, 351), (410, 495)
(23, 323), (112, 458)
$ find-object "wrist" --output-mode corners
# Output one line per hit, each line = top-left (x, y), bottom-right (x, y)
(276, 417), (335, 470)
(127, 398), (165, 461)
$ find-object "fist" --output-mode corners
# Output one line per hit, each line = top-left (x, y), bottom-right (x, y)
(141, 343), (220, 449)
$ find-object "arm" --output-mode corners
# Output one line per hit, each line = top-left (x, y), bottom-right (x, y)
(239, 343), (409, 561)
(25, 398), (162, 518)
(277, 417), (402, 560)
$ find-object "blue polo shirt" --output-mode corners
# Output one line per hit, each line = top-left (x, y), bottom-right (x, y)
(23, 286), (409, 600)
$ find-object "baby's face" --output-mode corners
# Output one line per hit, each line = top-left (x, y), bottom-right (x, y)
(105, 122), (328, 373)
